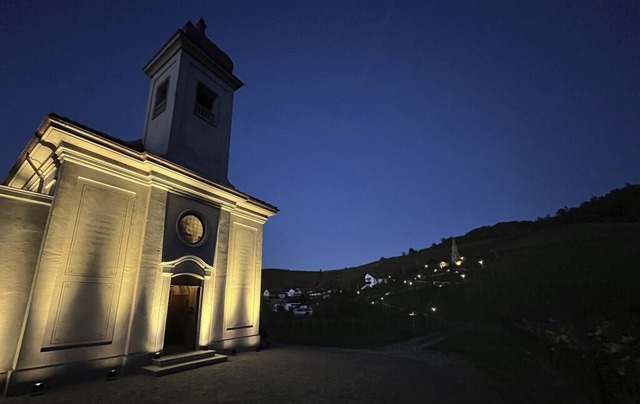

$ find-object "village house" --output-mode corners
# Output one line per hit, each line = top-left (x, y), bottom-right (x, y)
(362, 273), (388, 289)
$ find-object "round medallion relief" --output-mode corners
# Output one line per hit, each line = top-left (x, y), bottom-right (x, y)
(178, 213), (205, 245)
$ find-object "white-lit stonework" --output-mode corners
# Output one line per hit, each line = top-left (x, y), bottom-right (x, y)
(0, 20), (277, 396)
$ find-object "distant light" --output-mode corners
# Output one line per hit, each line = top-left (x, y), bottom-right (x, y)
(371, 301), (375, 305)
(403, 280), (407, 284)
(408, 281), (413, 285)
(417, 274), (422, 278)
(431, 306), (438, 313)
(478, 259), (484, 266)
(433, 269), (437, 273)
(409, 311), (416, 316)
(460, 274), (466, 279)
(424, 264), (429, 268)
(356, 291), (360, 295)
(380, 297), (384, 301)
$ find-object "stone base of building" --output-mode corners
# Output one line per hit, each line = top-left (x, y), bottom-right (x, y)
(210, 334), (261, 354)
(3, 352), (151, 397)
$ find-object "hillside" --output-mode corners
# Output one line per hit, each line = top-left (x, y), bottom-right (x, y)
(262, 183), (640, 298)
(260, 184), (640, 402)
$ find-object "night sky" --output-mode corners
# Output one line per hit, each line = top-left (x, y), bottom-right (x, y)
(1, 1), (638, 270)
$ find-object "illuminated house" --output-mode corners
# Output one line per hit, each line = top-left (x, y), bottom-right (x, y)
(362, 273), (387, 289)
(0, 20), (277, 395)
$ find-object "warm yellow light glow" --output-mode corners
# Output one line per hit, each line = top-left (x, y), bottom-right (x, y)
(455, 260), (463, 266)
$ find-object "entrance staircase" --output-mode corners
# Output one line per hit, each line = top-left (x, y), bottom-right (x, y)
(142, 350), (228, 377)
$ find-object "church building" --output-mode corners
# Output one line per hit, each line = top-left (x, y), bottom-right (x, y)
(0, 20), (277, 395)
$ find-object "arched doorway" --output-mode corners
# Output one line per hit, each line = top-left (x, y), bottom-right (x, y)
(163, 274), (202, 355)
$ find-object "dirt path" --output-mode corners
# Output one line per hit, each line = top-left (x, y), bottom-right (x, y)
(1, 342), (585, 403)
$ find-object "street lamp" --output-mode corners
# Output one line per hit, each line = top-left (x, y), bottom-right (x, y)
(409, 311), (417, 328)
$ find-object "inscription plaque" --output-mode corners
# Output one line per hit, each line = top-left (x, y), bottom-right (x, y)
(232, 225), (256, 286)
(227, 224), (258, 329)
(43, 179), (135, 350)
(65, 184), (131, 277)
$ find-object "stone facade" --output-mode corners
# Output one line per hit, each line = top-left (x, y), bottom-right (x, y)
(0, 20), (276, 396)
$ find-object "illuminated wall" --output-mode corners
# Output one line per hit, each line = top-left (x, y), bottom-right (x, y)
(0, 187), (51, 392)
(1, 115), (276, 394)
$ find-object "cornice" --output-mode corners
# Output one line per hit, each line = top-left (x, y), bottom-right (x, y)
(0, 185), (53, 206)
(39, 115), (277, 222)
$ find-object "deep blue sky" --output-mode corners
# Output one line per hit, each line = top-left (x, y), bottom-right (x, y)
(1, 1), (639, 270)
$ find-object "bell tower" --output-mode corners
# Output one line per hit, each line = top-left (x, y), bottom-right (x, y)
(142, 19), (243, 185)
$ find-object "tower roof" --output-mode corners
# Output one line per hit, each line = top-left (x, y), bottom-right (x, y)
(180, 19), (234, 73)
(143, 19), (243, 90)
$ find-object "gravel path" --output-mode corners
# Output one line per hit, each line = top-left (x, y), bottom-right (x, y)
(1, 341), (585, 403)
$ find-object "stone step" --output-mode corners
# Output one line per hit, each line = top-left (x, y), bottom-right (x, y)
(142, 351), (228, 377)
(151, 349), (218, 367)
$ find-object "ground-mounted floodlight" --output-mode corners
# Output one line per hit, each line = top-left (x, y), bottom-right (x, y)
(31, 382), (44, 396)
(107, 369), (117, 381)
(153, 351), (162, 359)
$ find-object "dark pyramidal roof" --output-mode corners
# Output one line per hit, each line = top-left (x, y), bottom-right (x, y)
(181, 18), (234, 73)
